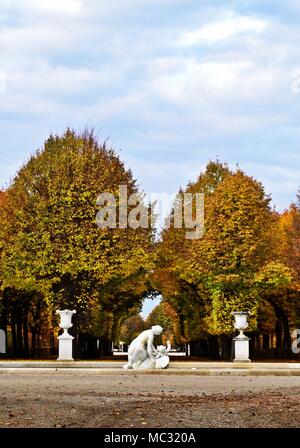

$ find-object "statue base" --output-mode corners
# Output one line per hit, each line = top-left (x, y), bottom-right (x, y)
(233, 336), (251, 363)
(57, 333), (74, 361)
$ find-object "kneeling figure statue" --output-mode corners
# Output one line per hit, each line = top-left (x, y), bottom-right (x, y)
(123, 325), (171, 370)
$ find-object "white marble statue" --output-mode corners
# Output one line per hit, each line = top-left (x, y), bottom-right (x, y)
(123, 326), (171, 370)
(156, 340), (171, 358)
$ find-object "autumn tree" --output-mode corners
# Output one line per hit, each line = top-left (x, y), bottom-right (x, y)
(0, 130), (155, 357)
(255, 262), (295, 354)
(279, 204), (300, 280)
(146, 301), (182, 346)
(258, 201), (300, 353)
(155, 161), (282, 359)
(119, 314), (146, 346)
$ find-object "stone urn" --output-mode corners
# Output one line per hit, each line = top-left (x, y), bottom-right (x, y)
(232, 311), (249, 338)
(57, 309), (76, 334)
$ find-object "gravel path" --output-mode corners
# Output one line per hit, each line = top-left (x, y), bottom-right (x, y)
(0, 371), (299, 428)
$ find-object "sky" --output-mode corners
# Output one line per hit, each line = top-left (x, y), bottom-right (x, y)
(1, 0), (300, 317)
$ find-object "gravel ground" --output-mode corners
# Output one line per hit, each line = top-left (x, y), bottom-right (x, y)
(0, 371), (299, 428)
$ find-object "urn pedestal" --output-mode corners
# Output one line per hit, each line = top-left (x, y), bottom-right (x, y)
(56, 310), (76, 361)
(0, 329), (6, 354)
(233, 336), (251, 363)
(232, 311), (251, 363)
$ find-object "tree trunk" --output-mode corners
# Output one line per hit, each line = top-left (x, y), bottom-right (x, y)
(219, 334), (232, 360)
(275, 321), (283, 358)
(11, 308), (17, 357)
(249, 334), (256, 359)
(37, 330), (41, 357)
(283, 316), (291, 352)
(263, 334), (270, 349)
(0, 297), (8, 334)
(23, 308), (29, 357)
(99, 337), (113, 356)
(16, 307), (23, 357)
(31, 329), (37, 358)
(190, 339), (208, 357)
(208, 335), (220, 360)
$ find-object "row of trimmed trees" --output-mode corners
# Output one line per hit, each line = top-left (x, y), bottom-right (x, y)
(0, 130), (299, 358)
(0, 130), (154, 357)
(152, 161), (300, 359)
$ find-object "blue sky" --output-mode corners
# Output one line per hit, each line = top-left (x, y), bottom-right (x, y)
(1, 1), (300, 317)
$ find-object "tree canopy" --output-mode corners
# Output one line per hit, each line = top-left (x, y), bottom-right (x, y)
(0, 129), (155, 356)
(0, 139), (299, 359)
(153, 161), (299, 358)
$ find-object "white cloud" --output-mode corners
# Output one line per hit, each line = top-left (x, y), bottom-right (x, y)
(0, 71), (6, 94)
(122, 155), (205, 206)
(241, 162), (300, 211)
(180, 13), (268, 45)
(0, 26), (79, 60)
(35, 0), (81, 13)
(1, 1), (300, 211)
(8, 65), (122, 97)
(152, 59), (286, 109)
(10, 0), (82, 14)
